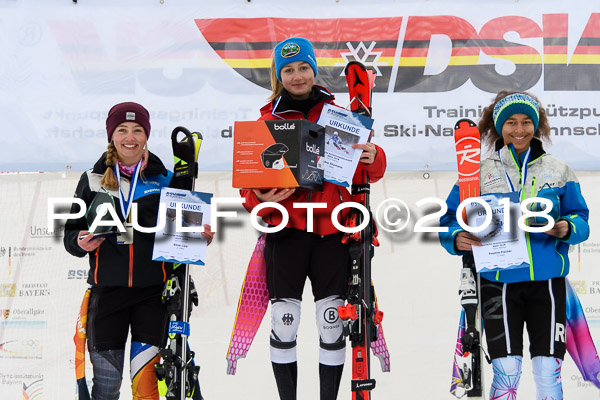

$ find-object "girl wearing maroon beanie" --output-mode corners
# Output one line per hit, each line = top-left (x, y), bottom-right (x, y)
(64, 102), (213, 399)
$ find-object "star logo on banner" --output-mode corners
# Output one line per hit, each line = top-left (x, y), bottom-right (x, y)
(337, 41), (386, 77)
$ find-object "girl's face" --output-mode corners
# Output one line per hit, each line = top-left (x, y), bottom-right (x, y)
(280, 61), (314, 100)
(501, 113), (535, 155)
(112, 122), (147, 166)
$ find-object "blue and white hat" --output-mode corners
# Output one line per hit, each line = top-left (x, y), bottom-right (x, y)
(274, 37), (318, 82)
(493, 93), (540, 134)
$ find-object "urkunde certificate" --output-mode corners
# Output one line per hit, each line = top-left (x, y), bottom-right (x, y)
(152, 187), (212, 265)
(316, 103), (373, 187)
(466, 193), (530, 273)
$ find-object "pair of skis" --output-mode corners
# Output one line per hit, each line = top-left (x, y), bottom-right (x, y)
(337, 61), (387, 400)
(154, 126), (204, 400)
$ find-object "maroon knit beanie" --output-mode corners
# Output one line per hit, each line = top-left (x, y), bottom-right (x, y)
(106, 102), (151, 142)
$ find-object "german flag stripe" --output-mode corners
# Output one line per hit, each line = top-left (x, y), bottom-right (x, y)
(195, 16), (600, 92)
(545, 54), (600, 64)
(399, 54), (600, 66)
(576, 38), (600, 46)
(196, 17), (404, 91)
(479, 46), (542, 55)
(212, 46), (398, 61)
(403, 39), (535, 48)
(397, 56), (546, 67)
(208, 39), (400, 52)
(196, 17), (403, 43)
(542, 37), (600, 47)
(223, 56), (397, 69)
(544, 38), (569, 46)
(543, 34), (600, 64)
(400, 39), (600, 66)
(401, 46), (541, 57)
(547, 14), (600, 63)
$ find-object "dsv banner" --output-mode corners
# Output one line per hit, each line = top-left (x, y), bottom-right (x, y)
(196, 13), (600, 93)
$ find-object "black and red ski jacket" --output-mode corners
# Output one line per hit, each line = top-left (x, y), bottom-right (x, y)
(240, 85), (386, 235)
(63, 152), (181, 288)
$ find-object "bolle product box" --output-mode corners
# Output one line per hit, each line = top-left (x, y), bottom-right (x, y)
(232, 119), (325, 191)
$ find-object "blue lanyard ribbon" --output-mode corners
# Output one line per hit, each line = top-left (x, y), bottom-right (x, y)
(113, 160), (142, 220)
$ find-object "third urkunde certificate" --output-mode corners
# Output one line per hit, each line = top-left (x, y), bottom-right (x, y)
(316, 104), (373, 187)
(466, 193), (530, 273)
(152, 187), (212, 266)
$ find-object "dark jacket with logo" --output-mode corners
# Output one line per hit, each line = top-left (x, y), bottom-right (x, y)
(64, 152), (178, 287)
(240, 85), (386, 235)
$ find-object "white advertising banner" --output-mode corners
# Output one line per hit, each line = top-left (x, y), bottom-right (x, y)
(1, 0), (599, 173)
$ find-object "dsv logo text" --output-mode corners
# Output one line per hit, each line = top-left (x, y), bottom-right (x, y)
(197, 13), (600, 94)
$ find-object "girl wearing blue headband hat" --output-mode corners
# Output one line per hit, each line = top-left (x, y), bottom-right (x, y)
(271, 37), (318, 100)
(240, 37), (387, 400)
(439, 91), (589, 399)
(480, 91), (550, 152)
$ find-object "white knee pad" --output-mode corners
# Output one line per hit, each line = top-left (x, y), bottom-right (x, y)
(315, 295), (346, 366)
(270, 298), (301, 364)
(532, 356), (563, 400)
(490, 356), (522, 397)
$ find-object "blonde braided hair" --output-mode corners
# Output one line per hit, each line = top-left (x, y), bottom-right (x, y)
(99, 141), (150, 190)
(100, 142), (119, 190)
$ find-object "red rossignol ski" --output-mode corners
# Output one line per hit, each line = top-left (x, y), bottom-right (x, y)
(337, 61), (388, 400)
(450, 119), (485, 399)
(454, 120), (480, 203)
